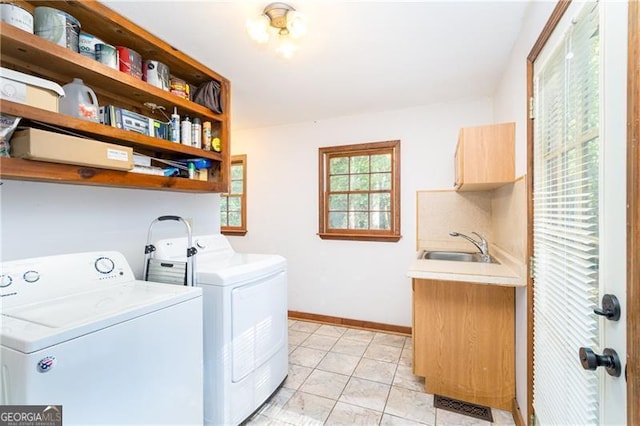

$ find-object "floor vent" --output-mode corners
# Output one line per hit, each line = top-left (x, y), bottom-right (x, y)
(434, 394), (493, 422)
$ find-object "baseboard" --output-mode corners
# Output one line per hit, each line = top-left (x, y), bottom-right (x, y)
(288, 310), (411, 336)
(512, 397), (525, 426)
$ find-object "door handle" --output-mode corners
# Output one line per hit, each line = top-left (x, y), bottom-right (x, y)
(593, 294), (621, 321)
(579, 347), (622, 377)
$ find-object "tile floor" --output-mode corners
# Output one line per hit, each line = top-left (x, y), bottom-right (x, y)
(244, 320), (517, 426)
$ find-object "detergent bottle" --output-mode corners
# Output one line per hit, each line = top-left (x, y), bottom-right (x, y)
(59, 78), (99, 122)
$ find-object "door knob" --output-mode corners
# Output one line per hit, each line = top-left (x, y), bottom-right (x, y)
(579, 347), (622, 377)
(593, 294), (621, 321)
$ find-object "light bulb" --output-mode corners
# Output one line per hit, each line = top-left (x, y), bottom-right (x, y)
(246, 15), (270, 44)
(286, 10), (307, 39)
(275, 34), (297, 59)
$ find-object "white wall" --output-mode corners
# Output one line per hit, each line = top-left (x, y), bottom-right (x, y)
(0, 181), (220, 277)
(228, 98), (492, 327)
(492, 1), (556, 420)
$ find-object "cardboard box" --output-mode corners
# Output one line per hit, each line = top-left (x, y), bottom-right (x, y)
(11, 128), (133, 171)
(0, 67), (64, 112)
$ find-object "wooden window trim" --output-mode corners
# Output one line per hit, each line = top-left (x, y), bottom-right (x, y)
(318, 140), (401, 242)
(221, 155), (247, 236)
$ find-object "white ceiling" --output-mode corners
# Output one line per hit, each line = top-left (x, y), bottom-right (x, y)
(103, 1), (530, 131)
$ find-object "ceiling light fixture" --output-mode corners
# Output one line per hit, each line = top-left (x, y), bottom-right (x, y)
(246, 2), (307, 59)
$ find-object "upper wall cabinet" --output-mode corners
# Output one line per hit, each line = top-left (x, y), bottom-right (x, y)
(454, 122), (515, 191)
(0, 0), (230, 193)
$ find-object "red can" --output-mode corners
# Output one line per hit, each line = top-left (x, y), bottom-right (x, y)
(116, 46), (142, 79)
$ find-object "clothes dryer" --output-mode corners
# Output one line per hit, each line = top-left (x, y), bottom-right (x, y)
(0, 251), (203, 425)
(154, 234), (287, 426)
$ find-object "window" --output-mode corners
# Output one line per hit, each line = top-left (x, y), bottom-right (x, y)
(318, 140), (401, 242)
(220, 155), (247, 236)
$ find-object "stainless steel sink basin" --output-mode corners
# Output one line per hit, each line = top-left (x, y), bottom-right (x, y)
(418, 250), (499, 264)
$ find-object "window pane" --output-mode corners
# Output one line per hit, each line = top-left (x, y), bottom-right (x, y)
(349, 194), (369, 211)
(228, 212), (241, 226)
(231, 165), (243, 180)
(330, 157), (349, 175)
(350, 174), (370, 191)
(370, 154), (391, 172)
(220, 196), (228, 211)
(349, 212), (369, 229)
(328, 212), (347, 229)
(371, 173), (391, 190)
(220, 212), (228, 226)
(329, 194), (348, 211)
(370, 192), (391, 211)
(228, 196), (241, 212)
(330, 175), (349, 191)
(231, 180), (243, 194)
(370, 211), (391, 230)
(350, 155), (370, 173)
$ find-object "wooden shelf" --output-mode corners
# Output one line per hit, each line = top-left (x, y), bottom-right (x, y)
(0, 23), (226, 123)
(0, 158), (226, 193)
(0, 1), (230, 194)
(2, 101), (223, 161)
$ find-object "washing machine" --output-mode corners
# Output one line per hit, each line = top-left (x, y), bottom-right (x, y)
(154, 234), (288, 426)
(0, 251), (203, 425)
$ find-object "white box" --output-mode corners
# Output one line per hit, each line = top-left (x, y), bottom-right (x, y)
(0, 67), (64, 112)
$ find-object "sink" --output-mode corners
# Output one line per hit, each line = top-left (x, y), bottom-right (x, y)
(418, 250), (499, 264)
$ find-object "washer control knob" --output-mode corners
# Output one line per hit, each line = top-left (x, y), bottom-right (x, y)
(0, 275), (13, 288)
(196, 240), (206, 249)
(23, 270), (40, 283)
(95, 257), (115, 274)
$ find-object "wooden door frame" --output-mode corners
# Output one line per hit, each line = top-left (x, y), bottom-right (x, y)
(526, 1), (639, 424)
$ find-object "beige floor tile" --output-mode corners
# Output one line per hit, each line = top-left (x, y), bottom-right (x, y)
(380, 413), (429, 425)
(338, 377), (390, 412)
(290, 321), (321, 333)
(289, 346), (327, 368)
(316, 352), (361, 376)
(343, 328), (376, 343)
(288, 330), (311, 346)
(491, 409), (516, 425)
(363, 343), (402, 363)
(331, 337), (370, 357)
(283, 364), (314, 390)
(278, 391), (336, 425)
(436, 409), (491, 426)
(300, 369), (349, 400)
(398, 346), (413, 367)
(393, 364), (425, 392)
(404, 336), (413, 349)
(385, 386), (436, 425)
(258, 387), (296, 419)
(314, 324), (347, 338)
(372, 332), (407, 348)
(288, 344), (297, 354)
(287, 319), (297, 327)
(300, 334), (339, 351)
(325, 401), (383, 425)
(243, 413), (272, 425)
(352, 358), (397, 385)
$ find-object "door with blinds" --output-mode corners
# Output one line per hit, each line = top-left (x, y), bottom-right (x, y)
(531, 1), (628, 424)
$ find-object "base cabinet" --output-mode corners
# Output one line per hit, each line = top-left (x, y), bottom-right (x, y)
(412, 278), (515, 411)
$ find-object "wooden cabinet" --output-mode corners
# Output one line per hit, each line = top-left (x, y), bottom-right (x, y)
(0, 1), (230, 193)
(454, 122), (515, 191)
(412, 278), (515, 411)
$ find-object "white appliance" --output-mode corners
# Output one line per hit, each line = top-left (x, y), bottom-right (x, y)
(154, 234), (288, 426)
(0, 251), (204, 425)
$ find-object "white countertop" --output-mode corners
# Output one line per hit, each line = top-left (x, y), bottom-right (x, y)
(407, 245), (526, 287)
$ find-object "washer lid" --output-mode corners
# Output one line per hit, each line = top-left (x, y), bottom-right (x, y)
(1, 280), (201, 354)
(196, 253), (286, 286)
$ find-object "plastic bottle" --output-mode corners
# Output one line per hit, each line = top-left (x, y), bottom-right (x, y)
(170, 107), (180, 142)
(202, 121), (212, 150)
(191, 117), (202, 149)
(180, 115), (191, 146)
(188, 162), (196, 179)
(59, 78), (100, 122)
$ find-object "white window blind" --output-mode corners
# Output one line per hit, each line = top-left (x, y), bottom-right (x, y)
(532, 2), (600, 425)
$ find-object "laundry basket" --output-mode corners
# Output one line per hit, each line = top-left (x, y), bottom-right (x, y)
(142, 215), (197, 286)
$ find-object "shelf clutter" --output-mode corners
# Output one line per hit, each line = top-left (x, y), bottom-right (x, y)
(0, 0), (230, 193)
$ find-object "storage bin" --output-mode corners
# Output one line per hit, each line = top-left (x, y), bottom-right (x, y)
(0, 67), (64, 112)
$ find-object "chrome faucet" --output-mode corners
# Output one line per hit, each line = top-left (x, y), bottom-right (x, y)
(449, 231), (490, 261)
